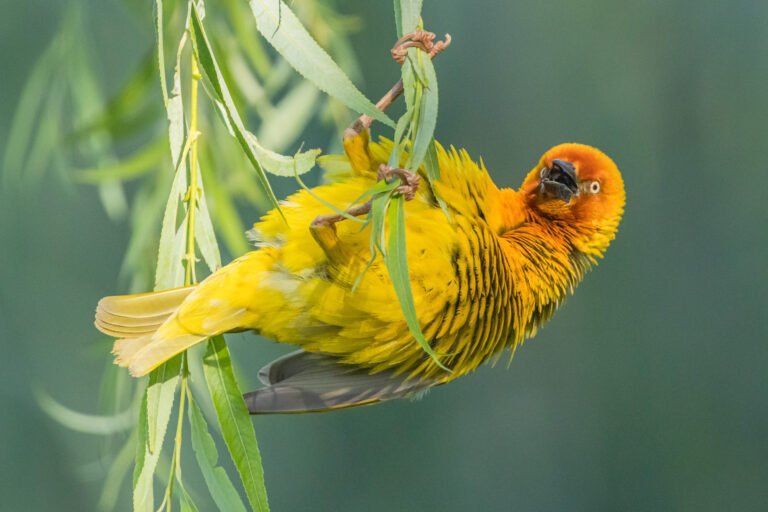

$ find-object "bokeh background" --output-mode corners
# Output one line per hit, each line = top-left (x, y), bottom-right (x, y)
(2, 0), (767, 511)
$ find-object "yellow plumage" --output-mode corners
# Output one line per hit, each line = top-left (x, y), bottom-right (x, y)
(95, 131), (625, 413)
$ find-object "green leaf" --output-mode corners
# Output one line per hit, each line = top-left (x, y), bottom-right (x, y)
(249, 0), (394, 128)
(203, 336), (270, 512)
(385, 196), (449, 371)
(220, 0), (272, 78)
(154, 0), (170, 106)
(133, 356), (181, 511)
(34, 388), (133, 435)
(133, 392), (148, 487)
(97, 431), (137, 512)
(245, 131), (320, 177)
(190, 3), (295, 215)
(179, 487), (200, 512)
(68, 51), (160, 144)
(256, 80), (320, 154)
(317, 154), (353, 181)
(146, 356), (182, 455)
(424, 139), (451, 220)
(188, 395), (248, 512)
(154, 151), (188, 290)
(407, 56), (438, 171)
(194, 164), (223, 273)
(398, 0), (423, 35)
(72, 137), (167, 184)
(1, 17), (62, 187)
(393, 0), (403, 37)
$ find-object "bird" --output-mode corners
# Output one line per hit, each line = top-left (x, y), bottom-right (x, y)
(95, 130), (625, 414)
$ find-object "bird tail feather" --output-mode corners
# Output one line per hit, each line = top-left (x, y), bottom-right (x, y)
(95, 286), (202, 377)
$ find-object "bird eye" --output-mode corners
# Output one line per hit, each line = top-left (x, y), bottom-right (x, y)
(589, 181), (601, 194)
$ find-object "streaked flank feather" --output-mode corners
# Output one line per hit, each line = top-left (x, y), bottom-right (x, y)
(95, 131), (625, 412)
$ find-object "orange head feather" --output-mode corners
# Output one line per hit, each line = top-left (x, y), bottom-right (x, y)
(520, 143), (625, 258)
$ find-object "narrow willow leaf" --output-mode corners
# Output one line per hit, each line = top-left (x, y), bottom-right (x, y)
(168, 16), (188, 171)
(146, 355), (182, 455)
(393, 0), (403, 37)
(195, 176), (223, 273)
(249, 0), (395, 128)
(155, 156), (188, 290)
(317, 154), (352, 179)
(220, 0), (271, 78)
(424, 139), (451, 220)
(97, 180), (128, 222)
(353, 181), (398, 291)
(188, 395), (248, 512)
(199, 153), (250, 256)
(191, 14), (319, 179)
(398, 0), (423, 35)
(385, 196), (449, 370)
(190, 4), (286, 214)
(23, 77), (66, 185)
(179, 488), (199, 512)
(154, 0), (169, 105)
(389, 109), (413, 168)
(256, 80), (320, 153)
(225, 48), (273, 118)
(1, 19), (61, 186)
(203, 336), (270, 512)
(35, 388), (133, 435)
(97, 431), (136, 512)
(73, 137), (167, 184)
(134, 356), (181, 511)
(408, 56), (438, 170)
(120, 175), (169, 288)
(68, 51), (160, 144)
(133, 392), (148, 487)
(245, 131), (319, 177)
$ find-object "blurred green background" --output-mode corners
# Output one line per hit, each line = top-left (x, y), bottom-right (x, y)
(1, 0), (767, 511)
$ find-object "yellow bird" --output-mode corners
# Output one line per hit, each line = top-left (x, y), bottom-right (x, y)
(95, 130), (624, 413)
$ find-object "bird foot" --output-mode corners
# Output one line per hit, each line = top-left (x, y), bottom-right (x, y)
(390, 31), (452, 65)
(378, 164), (420, 201)
(344, 30), (452, 139)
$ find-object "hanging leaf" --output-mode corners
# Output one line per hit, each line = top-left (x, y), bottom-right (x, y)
(194, 164), (223, 273)
(190, 2), (314, 214)
(188, 395), (248, 512)
(34, 388), (133, 435)
(407, 56), (438, 171)
(154, 155), (189, 290)
(256, 80), (320, 153)
(249, 0), (395, 128)
(397, 0), (423, 36)
(72, 137), (168, 184)
(133, 355), (181, 511)
(385, 196), (449, 370)
(203, 336), (270, 512)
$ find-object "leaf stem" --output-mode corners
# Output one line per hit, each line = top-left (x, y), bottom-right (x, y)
(184, 54), (202, 286)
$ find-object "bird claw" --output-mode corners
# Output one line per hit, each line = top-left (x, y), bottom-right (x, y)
(391, 31), (452, 65)
(378, 164), (420, 201)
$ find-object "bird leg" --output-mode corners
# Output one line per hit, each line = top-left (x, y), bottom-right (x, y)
(344, 30), (452, 139)
(312, 30), (449, 257)
(310, 163), (421, 261)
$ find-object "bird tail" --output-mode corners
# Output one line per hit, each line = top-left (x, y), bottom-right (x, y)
(95, 286), (206, 377)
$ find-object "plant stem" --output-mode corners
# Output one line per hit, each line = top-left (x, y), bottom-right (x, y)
(184, 55), (201, 286)
(162, 41), (201, 512)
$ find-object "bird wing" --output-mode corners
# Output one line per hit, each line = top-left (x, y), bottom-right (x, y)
(244, 350), (436, 414)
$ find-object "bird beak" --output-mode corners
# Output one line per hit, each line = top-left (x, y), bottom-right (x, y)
(539, 159), (579, 203)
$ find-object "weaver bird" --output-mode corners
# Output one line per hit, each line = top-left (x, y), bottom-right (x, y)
(95, 129), (625, 413)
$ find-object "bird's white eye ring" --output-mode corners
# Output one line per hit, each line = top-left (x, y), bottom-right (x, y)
(590, 181), (601, 194)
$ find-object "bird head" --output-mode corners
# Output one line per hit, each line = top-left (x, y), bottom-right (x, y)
(521, 143), (625, 257)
